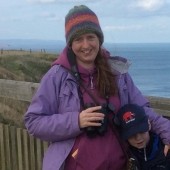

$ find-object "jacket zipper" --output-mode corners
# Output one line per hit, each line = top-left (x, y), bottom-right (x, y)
(90, 75), (94, 89)
(144, 147), (147, 161)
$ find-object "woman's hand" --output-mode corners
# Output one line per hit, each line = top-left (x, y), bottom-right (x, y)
(164, 144), (170, 156)
(79, 106), (104, 128)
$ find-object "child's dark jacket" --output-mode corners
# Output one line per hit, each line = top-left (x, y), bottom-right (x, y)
(130, 132), (170, 170)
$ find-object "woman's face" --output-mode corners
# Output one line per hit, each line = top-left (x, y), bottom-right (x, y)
(71, 33), (100, 69)
(128, 131), (150, 149)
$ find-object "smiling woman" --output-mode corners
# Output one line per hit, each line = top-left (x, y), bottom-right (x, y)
(24, 4), (170, 170)
(71, 33), (100, 69)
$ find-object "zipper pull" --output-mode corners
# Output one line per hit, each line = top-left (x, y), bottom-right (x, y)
(90, 75), (94, 89)
(144, 147), (147, 161)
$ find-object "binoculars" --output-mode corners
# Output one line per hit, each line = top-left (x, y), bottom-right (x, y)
(84, 103), (114, 138)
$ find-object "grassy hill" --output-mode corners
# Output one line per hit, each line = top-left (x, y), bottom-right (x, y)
(0, 50), (57, 82)
(0, 50), (58, 127)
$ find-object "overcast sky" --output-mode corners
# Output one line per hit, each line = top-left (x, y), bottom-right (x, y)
(1, 0), (170, 43)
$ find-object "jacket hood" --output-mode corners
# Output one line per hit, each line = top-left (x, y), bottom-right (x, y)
(52, 46), (71, 69)
(108, 56), (131, 75)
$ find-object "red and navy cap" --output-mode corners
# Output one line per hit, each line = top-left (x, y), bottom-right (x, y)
(116, 104), (149, 140)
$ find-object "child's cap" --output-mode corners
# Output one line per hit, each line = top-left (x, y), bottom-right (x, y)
(116, 104), (149, 140)
(65, 5), (104, 45)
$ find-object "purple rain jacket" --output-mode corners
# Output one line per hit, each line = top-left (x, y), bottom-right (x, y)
(24, 47), (170, 170)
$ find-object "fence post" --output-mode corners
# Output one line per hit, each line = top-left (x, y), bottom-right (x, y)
(0, 124), (6, 170)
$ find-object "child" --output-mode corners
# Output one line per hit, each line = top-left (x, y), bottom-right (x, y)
(116, 104), (170, 170)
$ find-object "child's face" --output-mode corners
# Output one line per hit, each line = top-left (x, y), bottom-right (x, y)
(127, 131), (150, 149)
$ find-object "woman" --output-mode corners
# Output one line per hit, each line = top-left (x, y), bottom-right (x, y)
(24, 5), (170, 170)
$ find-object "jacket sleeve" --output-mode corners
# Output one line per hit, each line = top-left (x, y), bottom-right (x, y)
(24, 66), (81, 142)
(125, 73), (170, 144)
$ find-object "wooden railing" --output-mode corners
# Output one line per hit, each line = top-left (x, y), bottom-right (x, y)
(0, 79), (170, 170)
(0, 79), (169, 115)
(0, 79), (39, 102)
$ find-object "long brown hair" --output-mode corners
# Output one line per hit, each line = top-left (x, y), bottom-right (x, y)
(95, 48), (118, 98)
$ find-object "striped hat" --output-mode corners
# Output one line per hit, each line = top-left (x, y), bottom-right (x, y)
(65, 5), (104, 45)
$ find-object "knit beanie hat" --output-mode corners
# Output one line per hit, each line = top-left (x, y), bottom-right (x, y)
(65, 5), (104, 45)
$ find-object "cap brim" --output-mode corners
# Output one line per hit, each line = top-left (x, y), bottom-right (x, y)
(121, 121), (149, 140)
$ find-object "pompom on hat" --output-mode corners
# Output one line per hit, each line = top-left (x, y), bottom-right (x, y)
(65, 5), (104, 45)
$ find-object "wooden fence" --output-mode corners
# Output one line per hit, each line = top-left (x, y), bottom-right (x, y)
(0, 79), (45, 170)
(0, 123), (48, 170)
(0, 79), (170, 170)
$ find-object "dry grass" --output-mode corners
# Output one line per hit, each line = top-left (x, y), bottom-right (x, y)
(0, 50), (57, 82)
(0, 50), (58, 127)
(1, 49), (36, 56)
(0, 97), (29, 127)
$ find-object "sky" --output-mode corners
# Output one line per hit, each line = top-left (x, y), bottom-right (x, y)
(0, 0), (170, 43)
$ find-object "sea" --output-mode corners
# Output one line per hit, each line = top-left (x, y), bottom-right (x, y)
(0, 40), (170, 98)
(105, 43), (170, 98)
